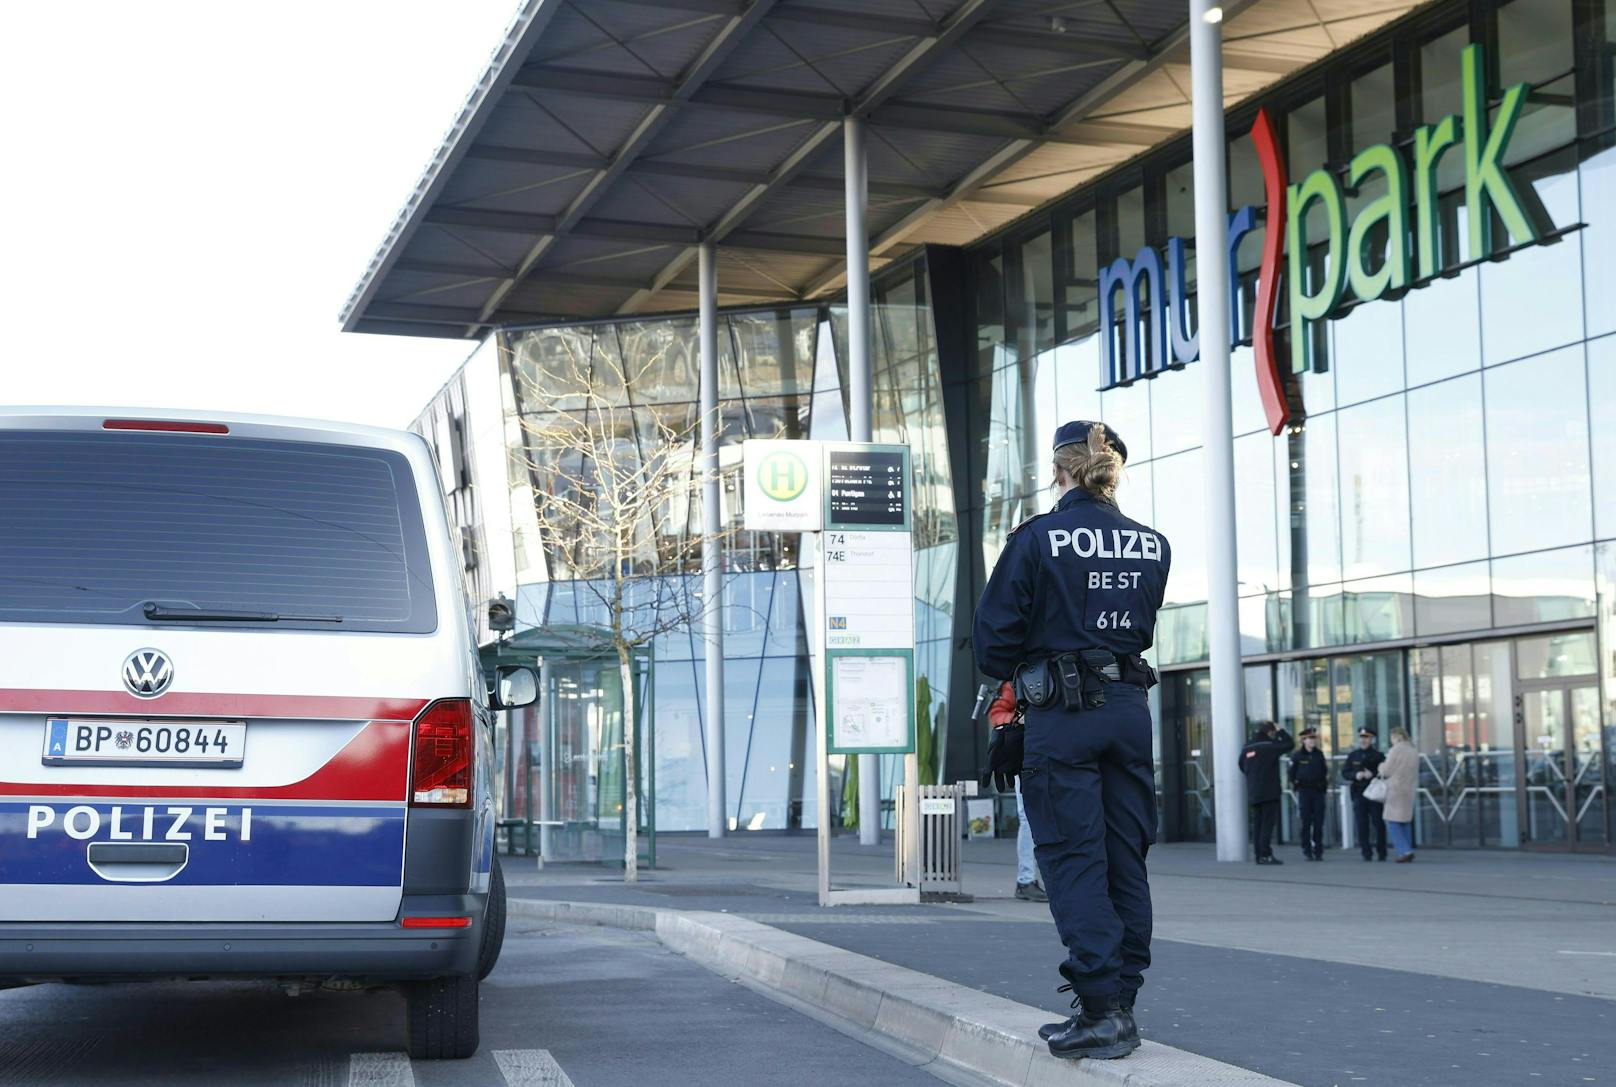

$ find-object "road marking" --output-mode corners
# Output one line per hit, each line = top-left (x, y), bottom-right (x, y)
(1556, 950), (1616, 957)
(495, 1049), (575, 1087)
(348, 1052), (414, 1087)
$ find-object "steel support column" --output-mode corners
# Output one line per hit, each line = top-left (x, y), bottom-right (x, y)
(1190, 1), (1249, 861)
(843, 115), (884, 847)
(699, 241), (727, 839)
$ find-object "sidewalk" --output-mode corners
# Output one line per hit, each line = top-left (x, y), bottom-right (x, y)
(508, 835), (1616, 1087)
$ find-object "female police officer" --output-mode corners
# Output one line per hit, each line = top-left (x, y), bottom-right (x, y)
(972, 420), (1170, 1061)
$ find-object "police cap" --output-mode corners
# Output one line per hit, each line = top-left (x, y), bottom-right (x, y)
(1052, 420), (1128, 464)
(1298, 728), (1318, 739)
(1357, 727), (1376, 738)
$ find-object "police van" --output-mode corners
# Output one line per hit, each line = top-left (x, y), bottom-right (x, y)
(0, 409), (534, 1060)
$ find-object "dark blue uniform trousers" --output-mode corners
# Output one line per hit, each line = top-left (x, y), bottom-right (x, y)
(1019, 685), (1154, 999)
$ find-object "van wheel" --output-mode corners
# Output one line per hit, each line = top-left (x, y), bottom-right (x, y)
(478, 857), (507, 980)
(405, 974), (480, 1060)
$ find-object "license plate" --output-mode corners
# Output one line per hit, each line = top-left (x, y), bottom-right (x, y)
(42, 717), (246, 768)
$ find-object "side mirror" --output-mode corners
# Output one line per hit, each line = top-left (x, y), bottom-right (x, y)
(491, 664), (539, 710)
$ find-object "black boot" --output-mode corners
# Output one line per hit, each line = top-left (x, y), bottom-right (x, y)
(1047, 994), (1140, 1060)
(1038, 984), (1079, 1041)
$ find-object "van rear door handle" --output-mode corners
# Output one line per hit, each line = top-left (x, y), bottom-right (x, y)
(86, 842), (189, 883)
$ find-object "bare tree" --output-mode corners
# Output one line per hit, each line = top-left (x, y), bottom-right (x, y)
(509, 334), (736, 882)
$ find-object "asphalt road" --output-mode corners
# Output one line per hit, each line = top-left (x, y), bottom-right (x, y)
(0, 918), (942, 1087)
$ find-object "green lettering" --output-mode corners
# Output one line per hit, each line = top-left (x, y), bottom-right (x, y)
(1346, 144), (1410, 302)
(1287, 168), (1348, 374)
(1462, 43), (1537, 258)
(1413, 116), (1458, 279)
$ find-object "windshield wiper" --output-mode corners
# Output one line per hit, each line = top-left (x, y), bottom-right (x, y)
(142, 603), (343, 624)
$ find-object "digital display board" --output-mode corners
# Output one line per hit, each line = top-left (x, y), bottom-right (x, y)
(825, 448), (907, 528)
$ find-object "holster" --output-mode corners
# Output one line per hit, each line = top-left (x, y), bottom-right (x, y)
(1012, 659), (1057, 708)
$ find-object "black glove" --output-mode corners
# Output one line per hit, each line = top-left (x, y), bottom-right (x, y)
(980, 724), (1025, 793)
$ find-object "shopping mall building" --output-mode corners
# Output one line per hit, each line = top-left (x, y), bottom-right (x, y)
(344, 0), (1616, 853)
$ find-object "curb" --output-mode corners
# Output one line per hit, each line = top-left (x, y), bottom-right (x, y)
(509, 897), (1295, 1087)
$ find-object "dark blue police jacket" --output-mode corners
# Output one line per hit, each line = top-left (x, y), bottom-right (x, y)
(972, 487), (1172, 681)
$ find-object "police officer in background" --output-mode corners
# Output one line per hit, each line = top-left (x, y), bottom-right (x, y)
(1288, 728), (1328, 861)
(973, 420), (1169, 1062)
(1239, 721), (1292, 864)
(1343, 727), (1389, 861)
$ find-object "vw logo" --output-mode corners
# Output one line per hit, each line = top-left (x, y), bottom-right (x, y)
(122, 649), (174, 699)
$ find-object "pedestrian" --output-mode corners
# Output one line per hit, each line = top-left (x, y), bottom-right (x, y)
(1288, 727), (1328, 861)
(986, 681), (1048, 902)
(973, 420), (1169, 1061)
(1342, 727), (1388, 861)
(1379, 727), (1419, 862)
(1239, 720), (1293, 864)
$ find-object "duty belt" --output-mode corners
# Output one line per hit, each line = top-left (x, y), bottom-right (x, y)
(1012, 650), (1157, 713)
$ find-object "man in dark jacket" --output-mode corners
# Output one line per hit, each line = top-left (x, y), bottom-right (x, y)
(1342, 727), (1388, 861)
(1288, 728), (1329, 861)
(1239, 720), (1292, 865)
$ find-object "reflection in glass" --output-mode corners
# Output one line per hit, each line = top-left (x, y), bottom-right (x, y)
(1403, 268), (1482, 387)
(1516, 631), (1598, 678)
(1234, 431), (1279, 597)
(1333, 297), (1404, 407)
(1414, 561), (1492, 636)
(1337, 395), (1411, 579)
(1150, 368), (1201, 457)
(1492, 545), (1596, 626)
(1283, 413), (1341, 588)
(1342, 574), (1414, 643)
(1484, 347), (1593, 555)
(1589, 338), (1616, 540)
(1407, 374), (1489, 569)
(1052, 337), (1103, 424)
(1480, 155), (1583, 366)
(1582, 147), (1616, 340)
(1151, 450), (1206, 606)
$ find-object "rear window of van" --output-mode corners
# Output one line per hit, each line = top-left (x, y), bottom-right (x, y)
(0, 430), (437, 633)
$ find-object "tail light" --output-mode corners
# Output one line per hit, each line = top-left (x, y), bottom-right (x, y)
(410, 699), (472, 807)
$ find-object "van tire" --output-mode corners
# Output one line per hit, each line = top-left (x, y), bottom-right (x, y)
(478, 857), (507, 980)
(405, 974), (480, 1060)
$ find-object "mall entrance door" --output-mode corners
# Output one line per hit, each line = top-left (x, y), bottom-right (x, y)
(1517, 678), (1605, 850)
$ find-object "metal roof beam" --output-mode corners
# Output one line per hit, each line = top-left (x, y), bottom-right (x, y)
(603, 0), (746, 14)
(622, 0), (1004, 313)
(395, 258), (793, 299)
(466, 144), (607, 169)
(970, 25), (1149, 61)
(471, 0), (779, 332)
(765, 5), (935, 37)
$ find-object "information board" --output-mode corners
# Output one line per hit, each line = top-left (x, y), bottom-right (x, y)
(825, 445), (910, 531)
(823, 531), (914, 650)
(827, 650), (914, 754)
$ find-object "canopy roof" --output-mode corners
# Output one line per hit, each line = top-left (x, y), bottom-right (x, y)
(342, 0), (1423, 338)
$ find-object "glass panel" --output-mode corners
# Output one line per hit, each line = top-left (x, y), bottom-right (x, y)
(1419, 25), (1474, 263)
(976, 251), (1006, 378)
(1469, 641), (1520, 846)
(1407, 374), (1489, 568)
(1492, 544), (1596, 625)
(1590, 338), (1616, 539)
(1414, 561), (1493, 636)
(652, 662), (705, 832)
(1166, 670), (1215, 841)
(1343, 573), (1415, 643)
(1484, 347), (1593, 555)
(1230, 345), (1268, 436)
(1498, 0), (1576, 86)
(1351, 61), (1398, 155)
(1117, 186), (1146, 257)
(1284, 413), (1341, 587)
(1052, 337), (1103, 424)
(1119, 459), (1153, 526)
(1064, 210), (1100, 341)
(1523, 689), (1570, 843)
(1337, 394), (1412, 579)
(1150, 365), (1202, 457)
(1016, 230), (1055, 356)
(737, 656), (813, 832)
(1234, 431), (1280, 597)
(1100, 378), (1152, 464)
(1403, 268), (1482, 387)
(1480, 150), (1583, 366)
(1245, 663), (1274, 725)
(1600, 542), (1616, 843)
(1152, 449), (1206, 605)
(1516, 631), (1599, 677)
(1333, 298), (1405, 406)
(1571, 685), (1606, 844)
(1582, 146), (1616, 340)
(1333, 652), (1407, 755)
(728, 310), (815, 399)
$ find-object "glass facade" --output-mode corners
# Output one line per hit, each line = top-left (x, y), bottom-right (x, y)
(495, 260), (955, 833)
(964, 0), (1615, 850)
(420, 0), (1615, 851)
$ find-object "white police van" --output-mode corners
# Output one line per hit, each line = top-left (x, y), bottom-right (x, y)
(0, 408), (534, 1060)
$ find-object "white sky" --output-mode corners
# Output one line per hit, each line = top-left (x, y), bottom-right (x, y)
(0, 1), (520, 429)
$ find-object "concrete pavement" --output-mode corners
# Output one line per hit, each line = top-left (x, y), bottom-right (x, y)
(508, 834), (1616, 1087)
